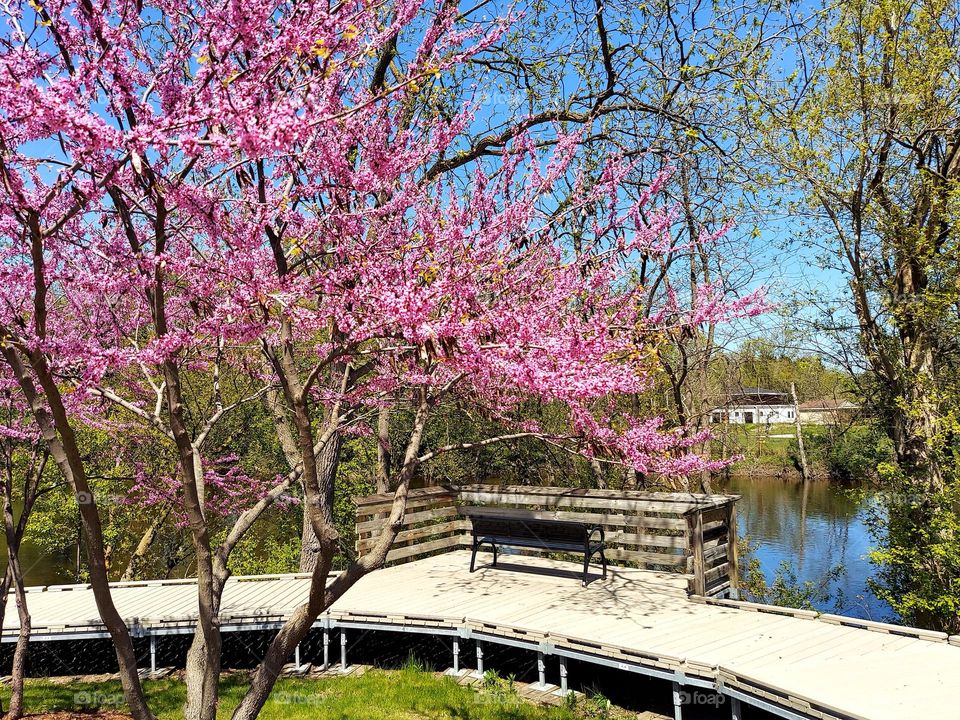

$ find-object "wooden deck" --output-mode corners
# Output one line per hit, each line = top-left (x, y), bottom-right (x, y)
(5, 551), (959, 720)
(354, 485), (742, 597)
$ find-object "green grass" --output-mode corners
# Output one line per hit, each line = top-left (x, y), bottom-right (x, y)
(721, 423), (829, 472)
(0, 667), (587, 719)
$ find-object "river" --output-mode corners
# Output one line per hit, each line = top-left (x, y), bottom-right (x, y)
(719, 475), (891, 621)
(1, 527), (76, 587)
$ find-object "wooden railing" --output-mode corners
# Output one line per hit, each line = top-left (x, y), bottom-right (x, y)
(354, 484), (740, 598)
(355, 487), (466, 563)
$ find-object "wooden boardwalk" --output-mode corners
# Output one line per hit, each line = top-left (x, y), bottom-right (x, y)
(4, 551), (959, 720)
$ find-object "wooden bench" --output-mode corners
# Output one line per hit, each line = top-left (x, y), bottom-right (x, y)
(468, 513), (608, 586)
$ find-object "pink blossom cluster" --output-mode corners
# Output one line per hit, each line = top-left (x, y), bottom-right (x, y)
(125, 458), (294, 527)
(0, 0), (767, 516)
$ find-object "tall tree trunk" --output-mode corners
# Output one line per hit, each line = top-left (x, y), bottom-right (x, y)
(376, 406), (392, 495)
(231, 394), (431, 720)
(589, 457), (607, 489)
(142, 186), (221, 720)
(265, 387), (341, 574)
(0, 563), (10, 716)
(624, 395), (641, 489)
(2, 444), (47, 719)
(791, 383), (811, 483)
(5, 550), (30, 720)
(0, 345), (154, 720)
(121, 508), (169, 581)
(0, 216), (154, 719)
(299, 432), (342, 573)
(162, 362), (221, 720)
(697, 436), (713, 494)
(890, 253), (943, 491)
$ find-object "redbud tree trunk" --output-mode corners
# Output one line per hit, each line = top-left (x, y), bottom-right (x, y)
(0, 220), (155, 720)
(231, 397), (431, 720)
(230, 295), (433, 719)
(0, 346), (155, 720)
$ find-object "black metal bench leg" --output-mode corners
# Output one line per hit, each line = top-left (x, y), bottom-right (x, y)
(582, 552), (590, 587)
(470, 538), (478, 573)
(601, 549), (608, 580)
(492, 545), (498, 567)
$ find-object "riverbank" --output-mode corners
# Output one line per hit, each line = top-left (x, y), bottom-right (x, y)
(714, 421), (890, 484)
(713, 422), (824, 478)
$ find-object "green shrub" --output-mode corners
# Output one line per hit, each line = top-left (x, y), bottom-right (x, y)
(866, 468), (960, 633)
(797, 423), (893, 484)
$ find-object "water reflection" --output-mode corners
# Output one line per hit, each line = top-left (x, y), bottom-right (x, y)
(720, 475), (891, 621)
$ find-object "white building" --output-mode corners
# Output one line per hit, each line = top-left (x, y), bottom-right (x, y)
(711, 389), (797, 425)
(798, 398), (860, 425)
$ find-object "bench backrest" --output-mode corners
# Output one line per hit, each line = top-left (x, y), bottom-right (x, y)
(470, 514), (587, 546)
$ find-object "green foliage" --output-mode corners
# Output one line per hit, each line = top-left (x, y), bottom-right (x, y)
(479, 668), (520, 706)
(865, 469), (960, 634)
(754, 0), (960, 633)
(740, 536), (846, 611)
(800, 424), (893, 484)
(587, 690), (610, 720)
(331, 436), (377, 568)
(481, 669), (501, 690)
(412, 403), (597, 488)
(399, 652), (428, 673)
(718, 423), (822, 475)
(24, 421), (178, 582)
(226, 512), (301, 576)
(722, 339), (852, 401)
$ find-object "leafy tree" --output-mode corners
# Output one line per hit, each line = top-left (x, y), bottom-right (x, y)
(742, 0), (960, 632)
(866, 467), (960, 632)
(753, 0), (960, 486)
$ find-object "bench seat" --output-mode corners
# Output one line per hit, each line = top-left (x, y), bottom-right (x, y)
(468, 513), (607, 586)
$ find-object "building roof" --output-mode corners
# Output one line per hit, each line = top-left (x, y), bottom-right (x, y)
(736, 387), (784, 397)
(798, 398), (859, 411)
(718, 387), (791, 406)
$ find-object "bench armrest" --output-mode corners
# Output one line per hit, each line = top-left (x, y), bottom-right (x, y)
(587, 525), (605, 545)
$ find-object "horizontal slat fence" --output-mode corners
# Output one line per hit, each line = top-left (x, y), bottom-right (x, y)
(355, 487), (468, 563)
(354, 484), (740, 597)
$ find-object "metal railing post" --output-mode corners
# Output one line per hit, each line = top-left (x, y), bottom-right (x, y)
(672, 682), (684, 720)
(322, 627), (330, 670)
(730, 696), (742, 720)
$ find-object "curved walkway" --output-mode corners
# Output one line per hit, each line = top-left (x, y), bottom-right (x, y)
(6, 551), (959, 720)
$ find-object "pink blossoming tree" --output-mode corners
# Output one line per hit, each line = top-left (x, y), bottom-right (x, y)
(0, 1), (764, 719)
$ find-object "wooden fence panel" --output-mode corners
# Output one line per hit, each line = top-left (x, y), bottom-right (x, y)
(354, 484), (740, 597)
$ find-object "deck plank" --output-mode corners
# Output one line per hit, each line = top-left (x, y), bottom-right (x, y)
(4, 550), (958, 720)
